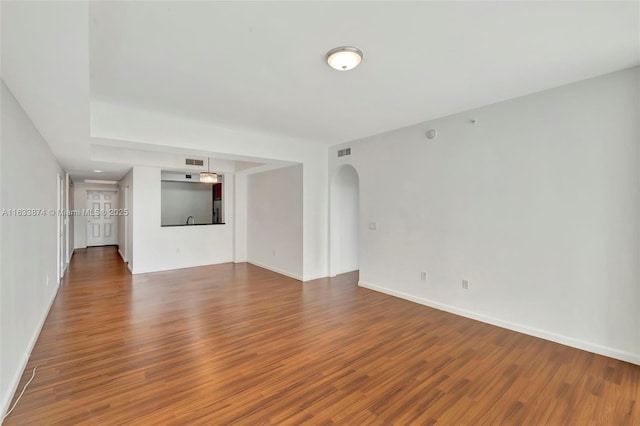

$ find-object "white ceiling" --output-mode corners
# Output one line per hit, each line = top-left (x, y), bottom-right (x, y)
(2, 1), (639, 179)
(89, 1), (639, 144)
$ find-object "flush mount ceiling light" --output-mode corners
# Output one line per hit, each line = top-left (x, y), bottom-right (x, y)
(326, 46), (363, 71)
(200, 158), (218, 183)
(93, 169), (102, 173)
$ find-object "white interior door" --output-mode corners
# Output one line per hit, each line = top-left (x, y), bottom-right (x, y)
(86, 190), (118, 247)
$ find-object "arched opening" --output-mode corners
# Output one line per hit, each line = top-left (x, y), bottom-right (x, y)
(329, 164), (360, 277)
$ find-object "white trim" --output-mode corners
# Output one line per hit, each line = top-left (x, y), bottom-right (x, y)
(65, 173), (70, 264)
(83, 188), (118, 192)
(303, 272), (329, 282)
(56, 173), (63, 282)
(123, 185), (129, 263)
(247, 259), (302, 281)
(1, 282), (60, 416)
(358, 280), (640, 366)
(117, 248), (125, 262)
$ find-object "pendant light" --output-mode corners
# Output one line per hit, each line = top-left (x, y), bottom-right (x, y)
(200, 158), (218, 183)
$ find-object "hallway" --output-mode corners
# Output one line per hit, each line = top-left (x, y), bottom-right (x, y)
(4, 247), (639, 424)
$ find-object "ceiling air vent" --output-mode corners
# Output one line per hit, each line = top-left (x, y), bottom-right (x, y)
(185, 158), (204, 166)
(337, 148), (351, 157)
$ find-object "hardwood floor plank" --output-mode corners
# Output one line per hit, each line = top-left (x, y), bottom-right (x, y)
(4, 247), (639, 425)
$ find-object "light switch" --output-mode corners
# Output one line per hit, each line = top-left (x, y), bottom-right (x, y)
(368, 222), (377, 230)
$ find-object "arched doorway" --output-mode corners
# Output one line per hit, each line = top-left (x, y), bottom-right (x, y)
(329, 165), (360, 277)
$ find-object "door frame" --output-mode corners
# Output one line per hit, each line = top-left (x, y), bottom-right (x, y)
(57, 173), (64, 282)
(65, 173), (70, 264)
(123, 185), (129, 262)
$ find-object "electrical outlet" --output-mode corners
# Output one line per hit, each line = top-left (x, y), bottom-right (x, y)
(420, 271), (427, 281)
(368, 222), (377, 231)
(462, 279), (469, 289)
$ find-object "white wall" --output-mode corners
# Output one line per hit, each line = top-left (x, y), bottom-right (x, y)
(131, 166), (234, 274)
(0, 81), (69, 414)
(68, 180), (74, 260)
(117, 169), (133, 267)
(73, 182), (119, 249)
(91, 102), (328, 280)
(234, 172), (248, 263)
(330, 67), (640, 364)
(116, 178), (126, 260)
(247, 164), (304, 280)
(330, 165), (359, 276)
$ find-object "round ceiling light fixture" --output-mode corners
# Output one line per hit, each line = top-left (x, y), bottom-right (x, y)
(326, 46), (363, 71)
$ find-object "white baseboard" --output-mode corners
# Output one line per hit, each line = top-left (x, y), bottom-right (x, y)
(117, 248), (125, 262)
(1, 282), (60, 417)
(248, 259), (303, 281)
(358, 280), (640, 366)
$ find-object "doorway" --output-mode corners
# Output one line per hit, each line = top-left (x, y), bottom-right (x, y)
(86, 190), (118, 247)
(329, 165), (360, 277)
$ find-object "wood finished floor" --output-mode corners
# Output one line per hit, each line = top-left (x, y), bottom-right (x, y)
(4, 247), (639, 425)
